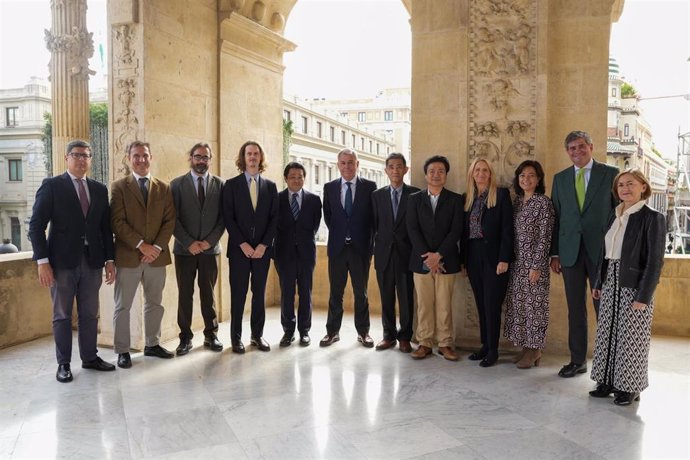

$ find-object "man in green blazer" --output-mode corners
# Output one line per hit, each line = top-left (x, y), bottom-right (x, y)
(550, 131), (618, 378)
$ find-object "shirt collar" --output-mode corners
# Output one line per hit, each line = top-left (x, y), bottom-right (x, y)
(66, 171), (86, 181)
(574, 158), (594, 172)
(132, 172), (151, 181)
(615, 200), (646, 217)
(190, 170), (209, 180)
(341, 176), (358, 185)
(288, 188), (303, 196)
(390, 184), (403, 193)
(244, 171), (260, 181)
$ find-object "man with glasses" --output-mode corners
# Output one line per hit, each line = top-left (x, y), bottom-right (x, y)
(110, 141), (176, 368)
(170, 143), (225, 355)
(29, 139), (117, 382)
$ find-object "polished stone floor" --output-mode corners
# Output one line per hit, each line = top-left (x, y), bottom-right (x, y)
(1, 310), (688, 459)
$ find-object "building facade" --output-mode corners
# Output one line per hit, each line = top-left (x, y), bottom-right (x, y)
(0, 78), (51, 251)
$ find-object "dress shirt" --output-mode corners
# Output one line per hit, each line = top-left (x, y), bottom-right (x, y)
(288, 188), (303, 208)
(67, 171), (91, 203)
(340, 176), (358, 208)
(190, 170), (209, 195)
(604, 200), (646, 260)
(244, 171), (261, 198)
(573, 158), (594, 189)
(427, 189), (440, 213)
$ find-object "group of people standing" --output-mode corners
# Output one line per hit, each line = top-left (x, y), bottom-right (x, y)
(29, 130), (665, 408)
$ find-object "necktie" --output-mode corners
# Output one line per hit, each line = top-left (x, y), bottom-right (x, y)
(249, 177), (258, 210)
(138, 177), (148, 205)
(344, 182), (353, 217)
(198, 176), (205, 207)
(76, 178), (89, 217)
(291, 192), (300, 220)
(392, 188), (399, 220)
(576, 168), (586, 212)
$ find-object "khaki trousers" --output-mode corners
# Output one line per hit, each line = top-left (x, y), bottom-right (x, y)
(413, 272), (456, 348)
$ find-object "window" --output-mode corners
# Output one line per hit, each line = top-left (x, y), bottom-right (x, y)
(301, 116), (308, 134)
(283, 109), (291, 121)
(10, 217), (21, 251)
(611, 88), (617, 97)
(340, 112), (348, 118)
(316, 121), (322, 138)
(8, 159), (22, 181)
(314, 164), (320, 184)
(352, 134), (356, 148)
(358, 112), (366, 122)
(387, 146), (390, 155)
(624, 123), (630, 137)
(384, 110), (393, 121)
(341, 130), (346, 145)
(376, 143), (380, 154)
(330, 126), (335, 142)
(5, 107), (18, 127)
(361, 137), (365, 150)
(369, 140), (373, 152)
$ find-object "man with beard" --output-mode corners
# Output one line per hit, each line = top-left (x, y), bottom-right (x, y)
(170, 143), (225, 356)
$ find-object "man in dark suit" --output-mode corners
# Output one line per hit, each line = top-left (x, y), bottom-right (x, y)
(170, 142), (225, 356)
(274, 162), (322, 347)
(407, 155), (463, 361)
(372, 153), (419, 353)
(550, 130), (618, 377)
(320, 148), (377, 348)
(111, 141), (176, 369)
(29, 139), (116, 382)
(222, 140), (278, 354)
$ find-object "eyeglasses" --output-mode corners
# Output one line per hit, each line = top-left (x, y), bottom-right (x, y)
(192, 155), (211, 162)
(69, 152), (92, 159)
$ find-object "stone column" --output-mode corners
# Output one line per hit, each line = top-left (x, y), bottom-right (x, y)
(44, 0), (94, 174)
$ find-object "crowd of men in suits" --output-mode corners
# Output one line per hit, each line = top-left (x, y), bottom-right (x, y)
(30, 130), (616, 384)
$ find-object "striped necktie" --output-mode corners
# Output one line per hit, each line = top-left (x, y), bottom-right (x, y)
(291, 192), (300, 220)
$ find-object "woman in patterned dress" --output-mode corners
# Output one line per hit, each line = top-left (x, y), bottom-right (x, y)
(589, 169), (665, 406)
(504, 160), (554, 369)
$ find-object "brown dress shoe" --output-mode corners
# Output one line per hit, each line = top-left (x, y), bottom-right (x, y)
(398, 340), (412, 353)
(375, 338), (396, 350)
(319, 333), (340, 347)
(411, 345), (432, 359)
(357, 333), (374, 348)
(438, 346), (459, 361)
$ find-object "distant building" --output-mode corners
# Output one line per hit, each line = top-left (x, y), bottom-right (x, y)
(0, 78), (51, 251)
(283, 97), (396, 241)
(607, 58), (669, 214)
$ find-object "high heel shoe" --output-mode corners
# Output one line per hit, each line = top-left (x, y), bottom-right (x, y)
(516, 348), (541, 369)
(511, 347), (528, 364)
(613, 391), (640, 406)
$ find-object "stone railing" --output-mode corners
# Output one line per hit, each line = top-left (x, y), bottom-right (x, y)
(2, 249), (688, 351)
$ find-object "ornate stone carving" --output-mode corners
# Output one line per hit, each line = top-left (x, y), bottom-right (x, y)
(114, 25), (135, 67)
(252, 1), (266, 21)
(270, 12), (285, 31)
(44, 25), (95, 79)
(468, 0), (537, 187)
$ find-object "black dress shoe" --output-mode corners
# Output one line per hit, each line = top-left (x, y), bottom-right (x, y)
(280, 333), (295, 347)
(357, 333), (374, 348)
(56, 363), (73, 383)
(251, 336), (271, 351)
(176, 339), (193, 356)
(589, 383), (615, 398)
(117, 353), (132, 369)
(232, 341), (245, 354)
(375, 338), (397, 351)
(468, 350), (487, 361)
(319, 333), (340, 347)
(203, 336), (223, 352)
(144, 345), (174, 359)
(613, 391), (640, 406)
(558, 362), (587, 378)
(479, 355), (498, 367)
(81, 357), (116, 371)
(299, 334), (311, 346)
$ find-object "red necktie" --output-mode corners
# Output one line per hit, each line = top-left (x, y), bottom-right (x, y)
(76, 179), (89, 217)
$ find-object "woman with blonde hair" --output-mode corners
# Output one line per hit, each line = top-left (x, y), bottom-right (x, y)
(589, 169), (665, 406)
(462, 158), (514, 367)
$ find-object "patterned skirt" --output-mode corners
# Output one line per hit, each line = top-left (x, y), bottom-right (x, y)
(590, 260), (654, 393)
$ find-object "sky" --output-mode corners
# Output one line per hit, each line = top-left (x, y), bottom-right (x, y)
(0, 0), (687, 160)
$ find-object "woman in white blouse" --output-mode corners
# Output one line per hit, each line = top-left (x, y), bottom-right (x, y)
(589, 169), (665, 406)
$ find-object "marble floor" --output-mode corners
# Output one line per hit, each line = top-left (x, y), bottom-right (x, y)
(1, 310), (688, 460)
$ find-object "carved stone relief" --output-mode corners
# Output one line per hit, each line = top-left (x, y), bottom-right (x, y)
(44, 25), (95, 80)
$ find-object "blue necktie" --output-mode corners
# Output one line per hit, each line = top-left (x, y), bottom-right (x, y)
(392, 188), (399, 221)
(291, 192), (300, 220)
(138, 177), (148, 204)
(344, 182), (353, 217)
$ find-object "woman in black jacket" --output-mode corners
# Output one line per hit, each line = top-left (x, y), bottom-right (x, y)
(590, 169), (665, 406)
(462, 158), (514, 367)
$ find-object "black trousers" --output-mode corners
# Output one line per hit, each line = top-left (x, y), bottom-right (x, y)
(466, 239), (509, 359)
(326, 244), (371, 335)
(375, 251), (414, 341)
(561, 242), (600, 364)
(275, 247), (315, 336)
(228, 248), (270, 343)
(175, 253), (219, 341)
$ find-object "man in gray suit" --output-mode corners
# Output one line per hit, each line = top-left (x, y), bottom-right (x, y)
(170, 143), (225, 355)
(550, 131), (618, 378)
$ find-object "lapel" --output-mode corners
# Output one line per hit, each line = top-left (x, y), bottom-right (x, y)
(381, 185), (395, 224)
(127, 175), (146, 209)
(582, 161), (604, 213)
(256, 175), (269, 212)
(185, 173), (202, 211)
(435, 188), (449, 217)
(394, 184), (411, 227)
(61, 173), (84, 218)
(237, 173), (253, 214)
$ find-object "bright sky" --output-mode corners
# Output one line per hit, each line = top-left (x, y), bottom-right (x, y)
(1, 0), (687, 161)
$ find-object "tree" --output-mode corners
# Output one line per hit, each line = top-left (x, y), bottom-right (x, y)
(621, 82), (638, 98)
(282, 118), (294, 169)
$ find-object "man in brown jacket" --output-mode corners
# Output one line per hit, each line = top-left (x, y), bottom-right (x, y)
(111, 141), (176, 368)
